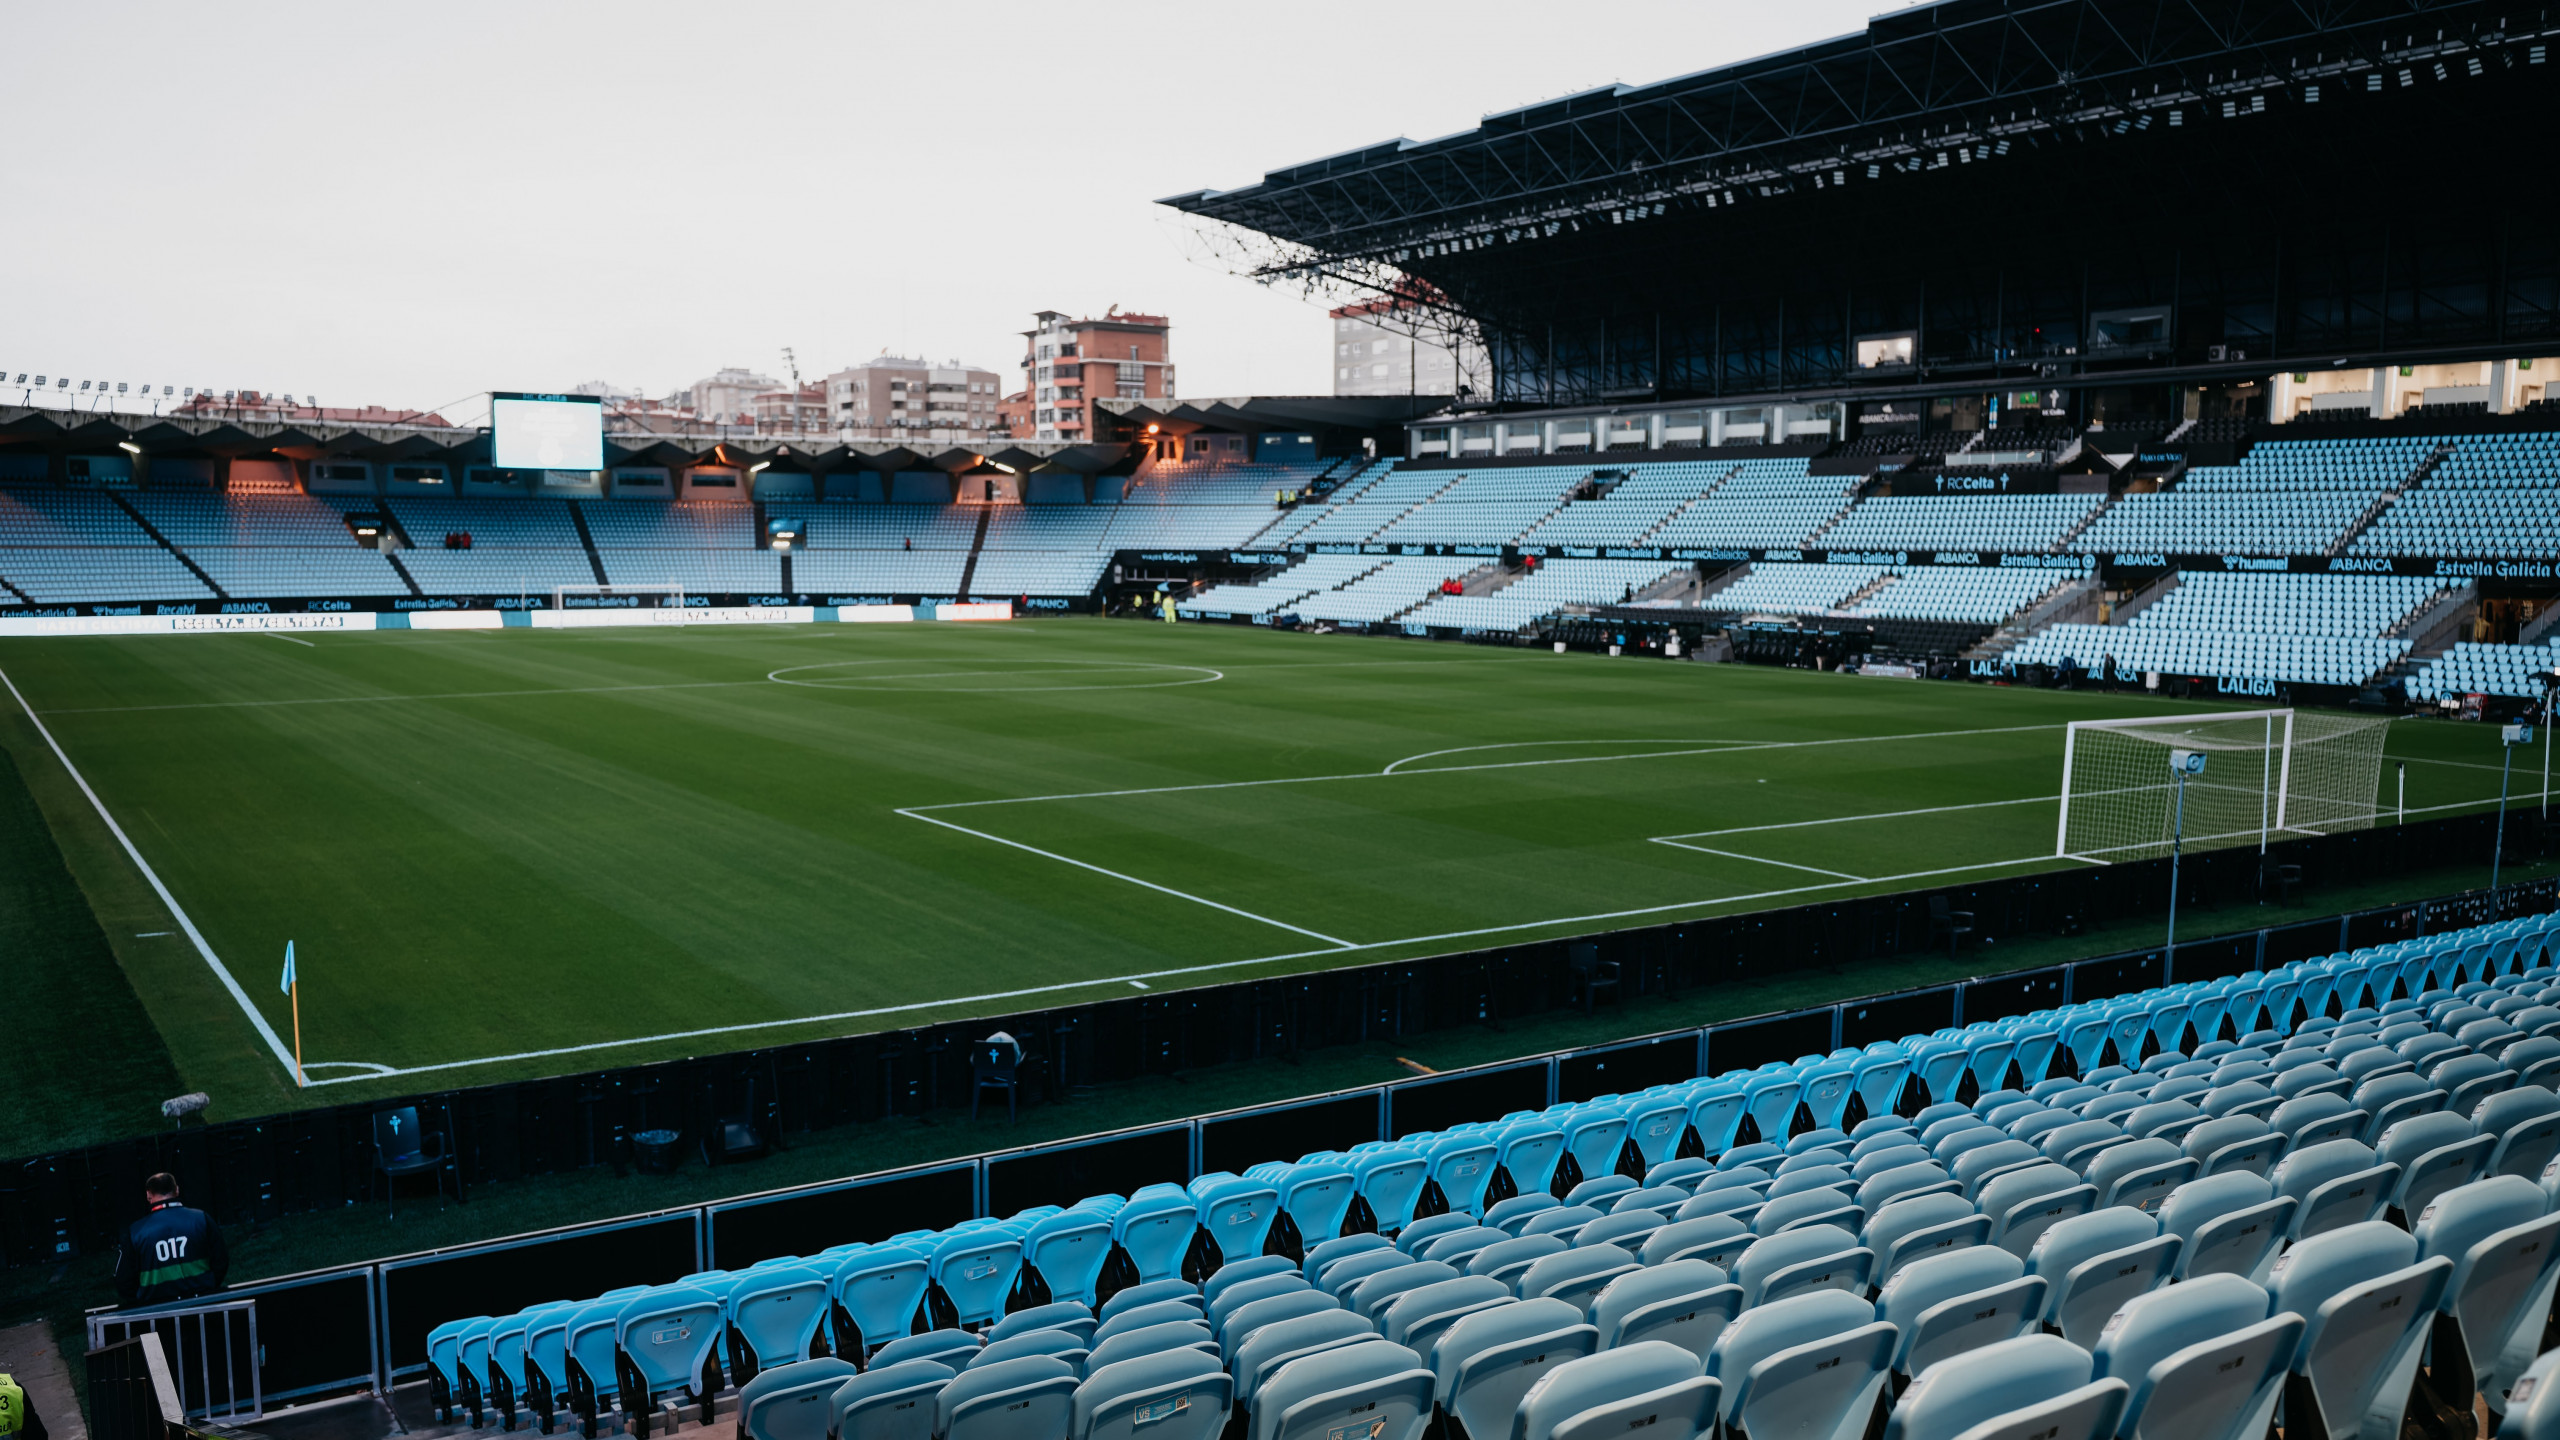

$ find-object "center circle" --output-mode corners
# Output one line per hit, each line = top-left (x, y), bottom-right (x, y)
(767, 657), (1224, 693)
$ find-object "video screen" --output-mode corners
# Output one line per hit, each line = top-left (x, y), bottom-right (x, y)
(491, 393), (604, 471)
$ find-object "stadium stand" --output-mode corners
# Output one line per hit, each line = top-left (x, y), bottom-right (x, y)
(2004, 572), (2444, 685)
(0, 486), (215, 603)
(585, 500), (783, 593)
(2069, 436), (2437, 555)
(1520, 461), (1737, 546)
(1647, 460), (1858, 549)
(1372, 467), (1590, 546)
(2408, 641), (2560, 703)
(1851, 568), (2076, 626)
(2352, 433), (2560, 559)
(1292, 558), (1478, 624)
(1817, 496), (2103, 555)
(1702, 563), (1888, 616)
(132, 492), (409, 598)
(385, 498), (598, 598)
(1404, 560), (1684, 631)
(1178, 556), (1384, 618)
(409, 910), (2560, 1440)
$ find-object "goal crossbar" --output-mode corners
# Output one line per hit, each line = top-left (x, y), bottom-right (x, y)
(2055, 709), (2388, 863)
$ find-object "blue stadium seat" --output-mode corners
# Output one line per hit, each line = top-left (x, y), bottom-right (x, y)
(2413, 1176), (2560, 1419)
(2265, 1222), (2452, 1440)
(828, 1359), (955, 1440)
(1244, 1339), (1431, 1440)
(734, 1358), (857, 1440)
(1884, 1335), (2120, 1440)
(1431, 1297), (1597, 1440)
(1512, 1342), (1717, 1440)
(1071, 1347), (1232, 1440)
(937, 1355), (1080, 1440)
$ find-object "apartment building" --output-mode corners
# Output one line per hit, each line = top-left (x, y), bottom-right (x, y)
(823, 356), (1005, 441)
(1022, 310), (1174, 441)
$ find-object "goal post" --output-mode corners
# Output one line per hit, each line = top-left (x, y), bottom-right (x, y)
(550, 582), (688, 614)
(2056, 708), (2391, 863)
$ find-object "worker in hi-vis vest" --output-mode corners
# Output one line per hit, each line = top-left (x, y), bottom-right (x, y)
(0, 1369), (51, 1440)
(113, 1173), (228, 1307)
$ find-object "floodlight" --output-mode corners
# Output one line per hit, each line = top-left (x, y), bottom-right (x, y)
(117, 441), (141, 455)
(2170, 749), (2207, 775)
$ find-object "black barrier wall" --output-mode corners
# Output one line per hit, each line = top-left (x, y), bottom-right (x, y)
(13, 809), (2540, 1278)
(82, 859), (2557, 1409)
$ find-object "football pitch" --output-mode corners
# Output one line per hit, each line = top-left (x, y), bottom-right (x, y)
(0, 617), (2537, 1126)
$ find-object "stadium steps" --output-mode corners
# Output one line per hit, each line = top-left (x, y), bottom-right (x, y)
(1835, 571), (1898, 609)
(2326, 439), (2454, 556)
(955, 507), (992, 597)
(381, 549), (425, 598)
(2162, 417), (2198, 442)
(1797, 490), (1866, 547)
(1385, 562), (1504, 621)
(1632, 462), (1744, 542)
(565, 502), (611, 584)
(1357, 471), (1470, 542)
(107, 492), (228, 600)
(1692, 562), (1753, 606)
(2520, 602), (2560, 647)
(2389, 581), (2479, 661)
(2052, 493), (2117, 552)
(1964, 574), (2101, 661)
(0, 574), (29, 604)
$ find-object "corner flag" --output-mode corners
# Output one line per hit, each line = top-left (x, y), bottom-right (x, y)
(281, 941), (304, 1088)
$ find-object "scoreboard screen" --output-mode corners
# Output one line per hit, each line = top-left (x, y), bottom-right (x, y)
(491, 392), (604, 471)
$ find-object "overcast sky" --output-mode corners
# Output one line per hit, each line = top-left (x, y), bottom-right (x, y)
(8, 1), (1894, 421)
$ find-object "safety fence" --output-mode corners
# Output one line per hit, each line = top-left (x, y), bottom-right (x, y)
(58, 822), (2554, 1412)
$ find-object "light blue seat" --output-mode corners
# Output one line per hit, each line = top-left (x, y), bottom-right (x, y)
(1463, 1234), (1565, 1290)
(2155, 1172), (2292, 1280)
(1750, 1186), (1861, 1237)
(1860, 1193), (1990, 1282)
(2107, 1306), (2299, 1440)
(1113, 1187), (1203, 1287)
(1072, 1347), (1232, 1440)
(2025, 1207), (2176, 1349)
(1431, 1298), (1597, 1440)
(2083, 1137), (2196, 1212)
(1195, 1176), (1283, 1272)
(1587, 1259), (1739, 1363)
(735, 1357), (858, 1440)
(873, 1327), (982, 1370)
(1204, 1272), (1308, 1337)
(1884, 1335), (2121, 1440)
(1269, 1164), (1358, 1250)
(1564, 1175), (1639, 1210)
(1513, 1342), (1718, 1440)
(1318, 1248), (1409, 1300)
(1732, 1223), (1870, 1307)
(613, 1285), (726, 1436)
(2181, 1115), (2286, 1177)
(1877, 1244), (2044, 1379)
(828, 1359), (955, 1440)
(2494, 1348), (2560, 1440)
(1244, 1338), (1431, 1440)
(990, 1303), (1096, 1348)
(1394, 1212), (1475, 1257)
(2264, 1222), (2453, 1440)
(1347, 1261), (1461, 1324)
(1856, 1161), (1959, 1212)
(1026, 1209), (1117, 1307)
(1350, 1148), (1431, 1234)
(1564, 1104), (1636, 1186)
(1496, 1119), (1569, 1199)
(1422, 1134), (1502, 1219)
(2086, 1272), (2272, 1404)
(1219, 1291), (1337, 1356)
(1086, 1320), (1215, 1374)
(1227, 1310), (1374, 1408)
(1096, 1300), (1211, 1348)
(425, 1319), (476, 1422)
(2413, 1175), (2560, 1419)
(972, 1328), (1089, 1371)
(1722, 1304), (1894, 1440)
(455, 1317), (498, 1425)
(1097, 1280), (1200, 1326)
(729, 1266), (831, 1378)
(1639, 1215), (1754, 1271)
(1203, 1256), (1297, 1311)
(1704, 1288), (1874, 1435)
(523, 1304), (579, 1429)
(563, 1300), (631, 1428)
(937, 1355), (1080, 1440)
(1485, 1194), (1560, 1235)
(832, 1246), (931, 1356)
(1974, 1162), (2095, 1258)
(2374, 1109), (2493, 1217)
(1302, 1233), (1392, 1287)
(2474, 1087), (2560, 1181)
(1622, 1094), (1693, 1170)
(2272, 1139), (2398, 1242)
(1515, 1243), (1641, 1311)
(1377, 1275), (1510, 1355)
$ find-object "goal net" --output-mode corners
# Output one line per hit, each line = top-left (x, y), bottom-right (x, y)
(550, 582), (688, 614)
(2056, 709), (2391, 863)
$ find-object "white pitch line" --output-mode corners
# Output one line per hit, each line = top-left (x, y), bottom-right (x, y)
(294, 849), (2077, 1086)
(0, 665), (305, 1078)
(1381, 739), (1759, 775)
(896, 807), (1357, 948)
(1654, 793), (2060, 841)
(264, 634), (317, 648)
(39, 678), (765, 715)
(1647, 841), (1868, 879)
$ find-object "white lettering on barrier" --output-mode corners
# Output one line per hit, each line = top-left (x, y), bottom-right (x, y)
(0, 612), (378, 638)
(937, 602), (1014, 622)
(837, 604), (917, 623)
(408, 611), (508, 630)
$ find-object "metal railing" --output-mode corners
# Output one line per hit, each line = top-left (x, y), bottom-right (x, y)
(91, 1298), (262, 1424)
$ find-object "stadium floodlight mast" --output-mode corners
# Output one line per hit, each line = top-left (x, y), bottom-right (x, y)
(2165, 748), (2207, 965)
(2495, 722), (2535, 891)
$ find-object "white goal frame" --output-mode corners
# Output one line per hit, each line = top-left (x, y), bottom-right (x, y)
(550, 581), (688, 614)
(2055, 708), (2298, 860)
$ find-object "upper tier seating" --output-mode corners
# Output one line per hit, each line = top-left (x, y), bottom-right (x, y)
(2350, 434), (2560, 559)
(414, 910), (2560, 1440)
(383, 497), (598, 597)
(1648, 461), (1857, 549)
(1818, 497), (2102, 555)
(585, 501), (782, 592)
(1120, 461), (1335, 507)
(1372, 467), (1593, 547)
(0, 486), (215, 604)
(2004, 572), (2442, 685)
(2069, 437), (2435, 555)
(1403, 560), (1685, 631)
(1522, 462), (1737, 547)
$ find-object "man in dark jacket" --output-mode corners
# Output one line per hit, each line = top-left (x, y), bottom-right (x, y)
(113, 1174), (227, 1307)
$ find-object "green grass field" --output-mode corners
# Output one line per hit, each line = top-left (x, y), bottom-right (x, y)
(0, 617), (2541, 1155)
